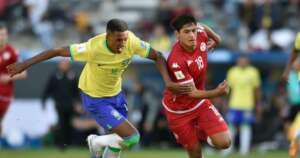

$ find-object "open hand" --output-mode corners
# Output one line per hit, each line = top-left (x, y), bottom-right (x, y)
(6, 62), (27, 77)
(216, 80), (230, 96)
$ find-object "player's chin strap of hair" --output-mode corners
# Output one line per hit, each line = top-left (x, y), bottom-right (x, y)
(119, 133), (140, 149)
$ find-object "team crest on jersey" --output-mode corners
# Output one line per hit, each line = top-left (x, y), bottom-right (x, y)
(2, 52), (11, 61)
(200, 42), (206, 51)
(174, 71), (185, 80)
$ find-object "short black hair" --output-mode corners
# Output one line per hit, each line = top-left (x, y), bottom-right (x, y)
(106, 19), (128, 33)
(171, 14), (197, 31)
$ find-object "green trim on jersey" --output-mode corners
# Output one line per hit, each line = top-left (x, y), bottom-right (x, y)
(145, 46), (151, 58)
(104, 40), (115, 54)
(69, 46), (75, 61)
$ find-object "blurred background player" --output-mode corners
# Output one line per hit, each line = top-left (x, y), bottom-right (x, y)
(41, 59), (79, 151)
(224, 54), (261, 156)
(283, 32), (300, 82)
(162, 14), (231, 158)
(6, 18), (191, 158)
(24, 0), (54, 49)
(0, 22), (26, 144)
(282, 32), (300, 158)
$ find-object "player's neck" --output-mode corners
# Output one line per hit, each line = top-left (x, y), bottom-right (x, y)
(179, 41), (195, 53)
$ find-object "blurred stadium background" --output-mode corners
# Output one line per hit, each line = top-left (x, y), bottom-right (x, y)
(0, 0), (300, 157)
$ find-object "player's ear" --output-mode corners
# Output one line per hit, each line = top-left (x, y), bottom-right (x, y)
(175, 31), (180, 39)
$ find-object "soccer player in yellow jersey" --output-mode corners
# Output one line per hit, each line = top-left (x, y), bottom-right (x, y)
(282, 32), (300, 158)
(223, 54), (261, 156)
(6, 19), (190, 158)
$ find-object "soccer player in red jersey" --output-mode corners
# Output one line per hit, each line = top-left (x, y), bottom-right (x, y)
(0, 23), (26, 135)
(162, 14), (231, 158)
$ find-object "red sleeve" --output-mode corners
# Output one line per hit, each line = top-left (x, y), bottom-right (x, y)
(168, 56), (193, 84)
(7, 45), (18, 65)
(197, 24), (208, 43)
(0, 45), (18, 68)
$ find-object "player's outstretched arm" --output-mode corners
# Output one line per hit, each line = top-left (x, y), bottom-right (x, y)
(282, 48), (299, 81)
(188, 80), (229, 99)
(7, 47), (70, 77)
(147, 48), (192, 94)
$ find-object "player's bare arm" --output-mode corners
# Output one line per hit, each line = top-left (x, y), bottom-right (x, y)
(7, 47), (70, 77)
(0, 71), (27, 84)
(187, 80), (229, 99)
(147, 48), (192, 94)
(200, 23), (221, 50)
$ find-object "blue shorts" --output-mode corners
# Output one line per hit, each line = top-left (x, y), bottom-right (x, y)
(80, 92), (128, 131)
(226, 108), (255, 125)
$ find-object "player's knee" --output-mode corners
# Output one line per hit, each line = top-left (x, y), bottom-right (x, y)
(214, 136), (231, 149)
(120, 132), (140, 149)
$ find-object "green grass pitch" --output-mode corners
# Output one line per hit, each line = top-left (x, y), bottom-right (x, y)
(0, 148), (289, 158)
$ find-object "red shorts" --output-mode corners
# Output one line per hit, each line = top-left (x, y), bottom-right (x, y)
(0, 99), (10, 119)
(164, 100), (228, 150)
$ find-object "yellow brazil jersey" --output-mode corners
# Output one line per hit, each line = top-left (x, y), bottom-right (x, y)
(294, 32), (300, 80)
(295, 32), (300, 51)
(227, 66), (261, 110)
(70, 31), (150, 97)
(288, 112), (300, 140)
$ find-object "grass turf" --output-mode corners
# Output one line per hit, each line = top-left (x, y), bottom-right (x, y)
(0, 148), (289, 158)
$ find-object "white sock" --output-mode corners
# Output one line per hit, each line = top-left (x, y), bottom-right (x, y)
(93, 134), (123, 148)
(240, 125), (251, 156)
(102, 146), (121, 158)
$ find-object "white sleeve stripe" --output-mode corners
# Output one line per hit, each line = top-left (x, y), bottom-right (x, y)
(162, 99), (207, 114)
(178, 79), (194, 85)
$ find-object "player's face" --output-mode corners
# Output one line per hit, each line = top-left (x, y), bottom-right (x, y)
(107, 31), (128, 53)
(176, 23), (197, 50)
(237, 56), (249, 68)
(0, 28), (8, 47)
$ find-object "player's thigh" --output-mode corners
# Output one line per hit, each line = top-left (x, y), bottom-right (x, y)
(80, 93), (134, 134)
(111, 119), (138, 137)
(167, 116), (199, 150)
(198, 104), (230, 149)
(0, 100), (10, 121)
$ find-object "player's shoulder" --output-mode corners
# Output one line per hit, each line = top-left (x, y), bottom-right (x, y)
(86, 33), (106, 50)
(168, 50), (186, 67)
(127, 30), (135, 37)
(168, 44), (182, 60)
(6, 44), (18, 54)
(89, 33), (106, 43)
(248, 65), (259, 73)
(227, 66), (236, 74)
